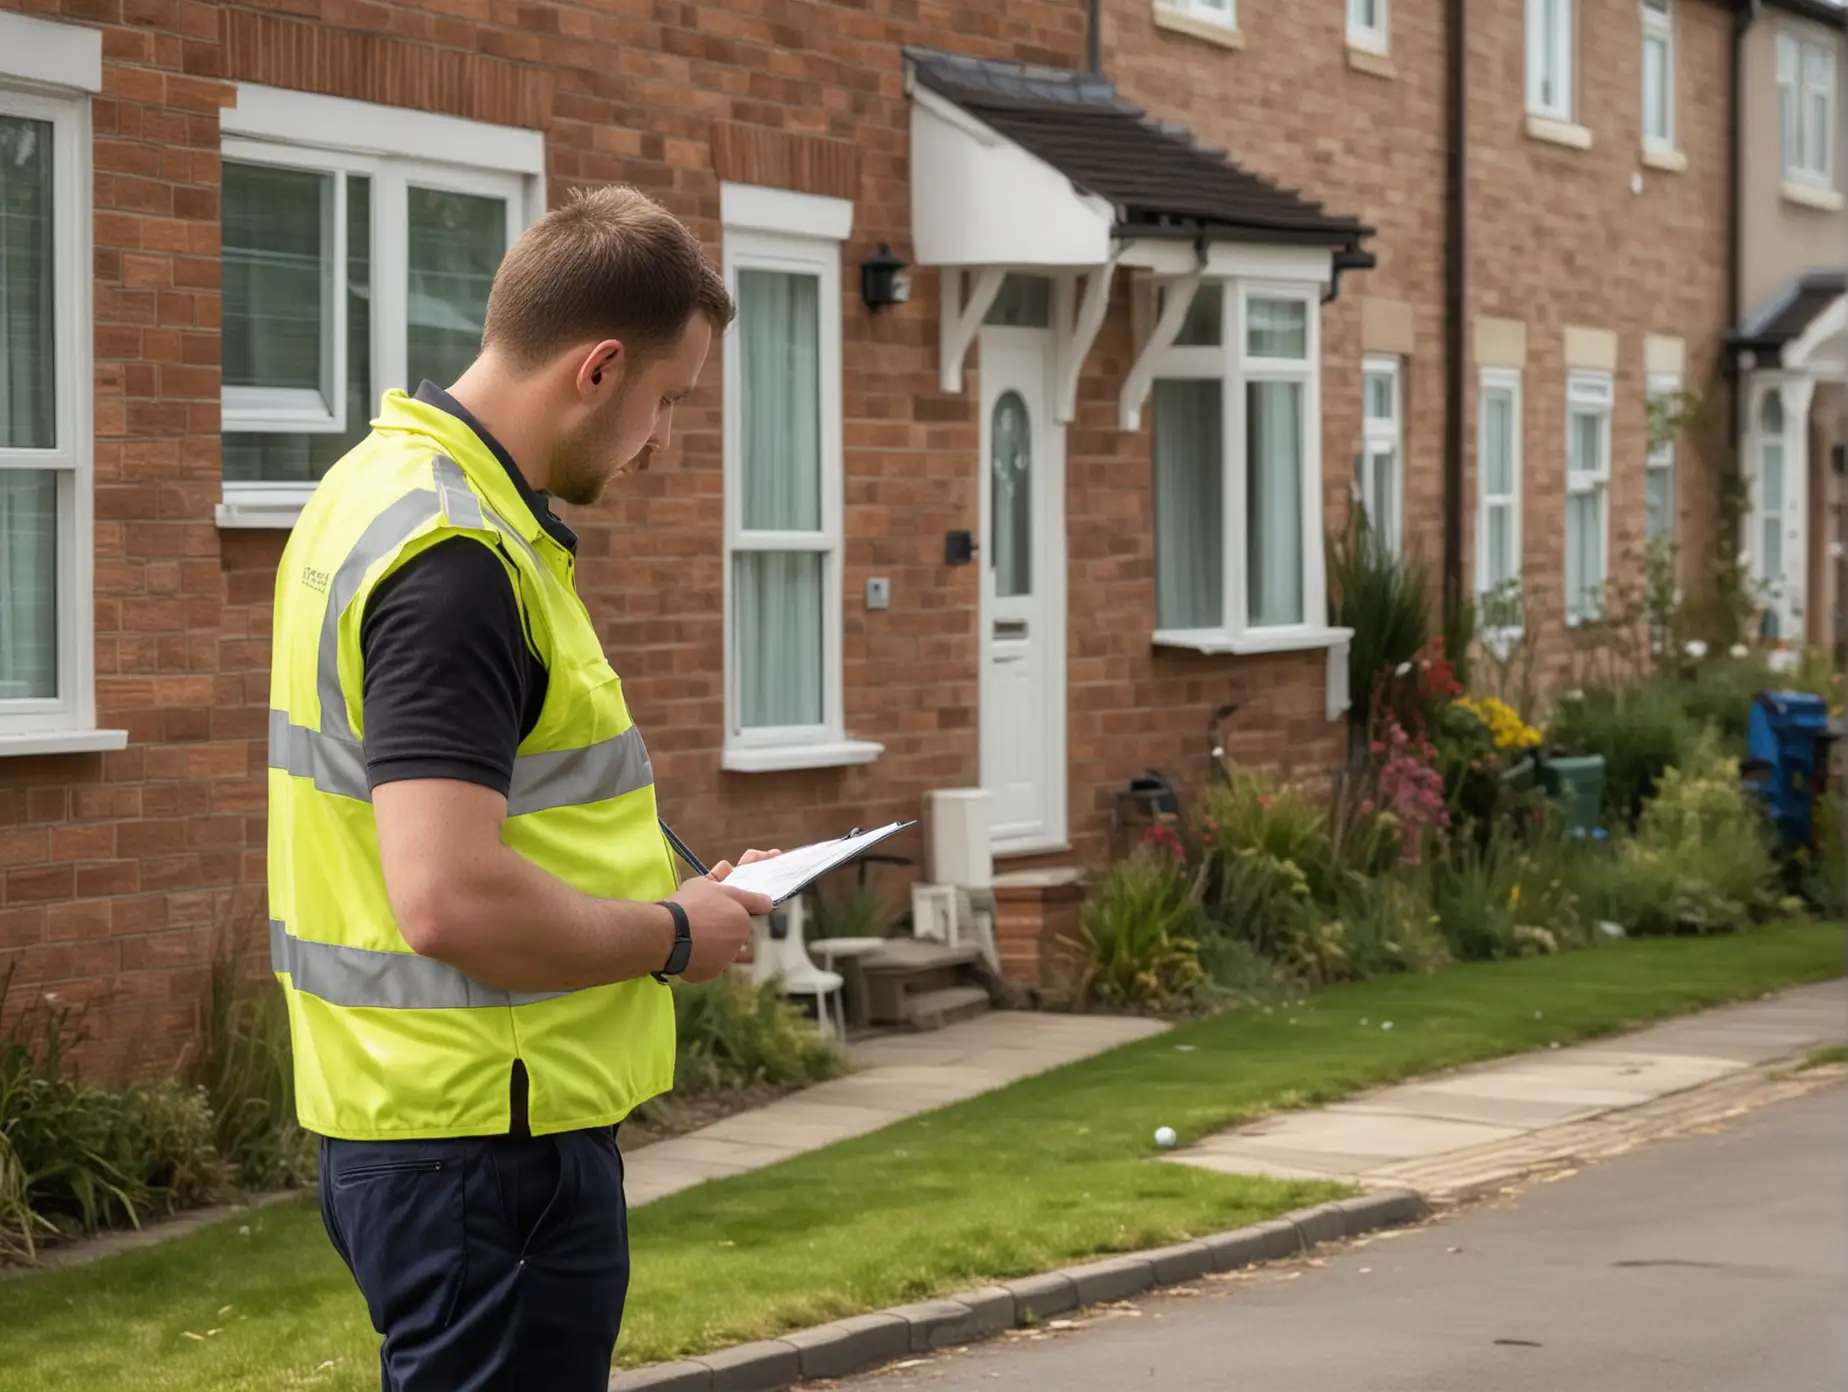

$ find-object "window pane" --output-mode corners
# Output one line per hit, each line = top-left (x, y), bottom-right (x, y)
(0, 470), (57, 700)
(1569, 409), (1602, 478)
(1163, 284), (1222, 347)
(223, 176), (373, 485)
(1643, 35), (1669, 142)
(0, 115), (55, 450)
(1541, 0), (1563, 108)
(1365, 370), (1394, 422)
(984, 274), (1052, 329)
(1762, 442), (1785, 515)
(223, 162), (333, 394)
(1761, 391), (1784, 435)
(1247, 379), (1304, 627)
(1782, 82), (1802, 171)
(1566, 490), (1602, 618)
(1485, 502), (1512, 589)
(1482, 389), (1512, 495)
(408, 187), (506, 389)
(1806, 89), (1829, 174)
(738, 269), (822, 533)
(1761, 513), (1783, 587)
(990, 390), (1032, 598)
(1247, 298), (1306, 358)
(1152, 380), (1223, 630)
(1645, 466), (1673, 543)
(734, 550), (823, 729)
(1369, 446), (1398, 553)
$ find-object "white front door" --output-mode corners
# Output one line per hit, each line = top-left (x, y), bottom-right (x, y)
(979, 327), (1066, 854)
(1751, 380), (1811, 642)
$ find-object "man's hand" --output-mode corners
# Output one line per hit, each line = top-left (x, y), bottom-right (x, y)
(667, 873), (772, 983)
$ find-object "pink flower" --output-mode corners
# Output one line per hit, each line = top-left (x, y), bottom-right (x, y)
(1359, 800), (1375, 815)
(1370, 741), (1385, 755)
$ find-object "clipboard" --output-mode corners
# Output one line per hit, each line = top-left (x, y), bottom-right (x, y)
(665, 821), (916, 907)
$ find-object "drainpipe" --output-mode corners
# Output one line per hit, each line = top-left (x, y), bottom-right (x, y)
(1728, 2), (1759, 568)
(1442, 0), (1466, 628)
(1087, 0), (1102, 74)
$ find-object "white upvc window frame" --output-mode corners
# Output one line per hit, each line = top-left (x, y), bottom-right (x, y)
(1641, 0), (1675, 154)
(1360, 353), (1403, 554)
(1, 41), (123, 755)
(1527, 0), (1575, 122)
(719, 182), (879, 774)
(1161, 0), (1236, 26)
(216, 85), (545, 529)
(1779, 31), (1836, 189)
(1645, 370), (1679, 547)
(1476, 367), (1525, 642)
(1348, 0), (1390, 56)
(1564, 369), (1613, 627)
(1149, 277), (1345, 656)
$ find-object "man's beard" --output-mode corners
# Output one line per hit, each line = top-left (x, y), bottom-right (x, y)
(547, 388), (636, 507)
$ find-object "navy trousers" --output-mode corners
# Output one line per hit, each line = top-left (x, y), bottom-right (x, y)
(319, 1128), (629, 1392)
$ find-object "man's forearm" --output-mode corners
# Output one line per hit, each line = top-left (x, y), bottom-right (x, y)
(398, 837), (679, 993)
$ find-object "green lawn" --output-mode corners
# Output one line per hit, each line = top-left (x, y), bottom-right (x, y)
(0, 924), (1840, 1391)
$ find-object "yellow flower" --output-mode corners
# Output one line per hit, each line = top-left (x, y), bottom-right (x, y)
(1453, 696), (1542, 750)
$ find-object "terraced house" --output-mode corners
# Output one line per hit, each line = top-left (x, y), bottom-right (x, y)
(0, 0), (1832, 1066)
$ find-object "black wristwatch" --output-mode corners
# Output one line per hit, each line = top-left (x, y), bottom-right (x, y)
(652, 901), (692, 983)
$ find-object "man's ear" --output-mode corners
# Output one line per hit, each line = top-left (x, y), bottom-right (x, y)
(575, 340), (625, 397)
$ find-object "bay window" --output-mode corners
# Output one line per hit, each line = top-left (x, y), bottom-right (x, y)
(1150, 280), (1336, 653)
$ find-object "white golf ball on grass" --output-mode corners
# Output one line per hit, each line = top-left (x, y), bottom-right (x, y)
(1154, 1126), (1178, 1149)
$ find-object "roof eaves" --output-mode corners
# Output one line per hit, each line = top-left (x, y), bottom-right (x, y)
(1761, 0), (1848, 32)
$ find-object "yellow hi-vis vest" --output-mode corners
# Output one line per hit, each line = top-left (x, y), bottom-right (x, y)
(267, 389), (677, 1141)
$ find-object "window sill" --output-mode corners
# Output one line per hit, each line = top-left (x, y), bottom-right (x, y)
(1153, 626), (1354, 656)
(217, 492), (309, 530)
(721, 739), (885, 774)
(1641, 146), (1687, 173)
(1525, 114), (1593, 151)
(1780, 180), (1844, 213)
(1346, 44), (1394, 78)
(1152, 7), (1245, 49)
(0, 728), (129, 758)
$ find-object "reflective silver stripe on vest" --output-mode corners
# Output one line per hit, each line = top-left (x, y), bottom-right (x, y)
(270, 714), (652, 810)
(317, 487), (444, 743)
(270, 917), (577, 1010)
(433, 454), (487, 533)
(269, 708), (369, 800)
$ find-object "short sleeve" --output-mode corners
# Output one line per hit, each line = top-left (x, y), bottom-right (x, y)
(358, 536), (536, 795)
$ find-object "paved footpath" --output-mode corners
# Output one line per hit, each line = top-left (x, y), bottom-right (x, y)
(623, 1011), (1168, 1206)
(1170, 978), (1846, 1193)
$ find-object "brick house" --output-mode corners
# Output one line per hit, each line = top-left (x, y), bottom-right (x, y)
(1725, 0), (1846, 651)
(0, 0), (1772, 1069)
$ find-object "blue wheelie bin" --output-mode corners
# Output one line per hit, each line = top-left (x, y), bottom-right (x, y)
(1746, 690), (1835, 852)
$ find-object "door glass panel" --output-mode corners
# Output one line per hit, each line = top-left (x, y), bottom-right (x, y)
(991, 390), (1032, 598)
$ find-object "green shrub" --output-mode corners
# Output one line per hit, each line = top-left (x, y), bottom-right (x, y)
(1547, 682), (1700, 824)
(669, 974), (851, 1095)
(1328, 508), (1431, 741)
(1430, 822), (1585, 962)
(1070, 848), (1206, 1009)
(0, 972), (229, 1261)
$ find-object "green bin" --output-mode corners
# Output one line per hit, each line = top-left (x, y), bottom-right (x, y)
(1536, 754), (1605, 834)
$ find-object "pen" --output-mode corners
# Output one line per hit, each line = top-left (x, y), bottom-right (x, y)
(659, 819), (710, 878)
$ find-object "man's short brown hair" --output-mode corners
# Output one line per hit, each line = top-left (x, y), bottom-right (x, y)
(480, 184), (734, 370)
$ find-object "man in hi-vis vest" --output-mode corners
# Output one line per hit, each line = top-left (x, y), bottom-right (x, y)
(267, 184), (776, 1389)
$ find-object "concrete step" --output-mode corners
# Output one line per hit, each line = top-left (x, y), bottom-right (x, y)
(859, 937), (983, 974)
(901, 985), (991, 1031)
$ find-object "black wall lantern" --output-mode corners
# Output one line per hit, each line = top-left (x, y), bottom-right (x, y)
(860, 243), (910, 312)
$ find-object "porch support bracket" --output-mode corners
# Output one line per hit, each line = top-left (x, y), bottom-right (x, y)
(1118, 270), (1202, 433)
(939, 266), (1008, 395)
(1055, 257), (1118, 424)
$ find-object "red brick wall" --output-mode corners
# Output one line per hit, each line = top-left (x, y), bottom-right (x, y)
(0, 0), (1729, 1075)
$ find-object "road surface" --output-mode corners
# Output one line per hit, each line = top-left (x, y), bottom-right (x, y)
(834, 1082), (1848, 1391)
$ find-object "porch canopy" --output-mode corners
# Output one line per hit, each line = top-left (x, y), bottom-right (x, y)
(903, 45), (1375, 426)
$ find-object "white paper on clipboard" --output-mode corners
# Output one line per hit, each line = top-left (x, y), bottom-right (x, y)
(717, 821), (915, 906)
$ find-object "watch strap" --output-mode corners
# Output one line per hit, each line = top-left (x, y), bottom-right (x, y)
(652, 900), (692, 983)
